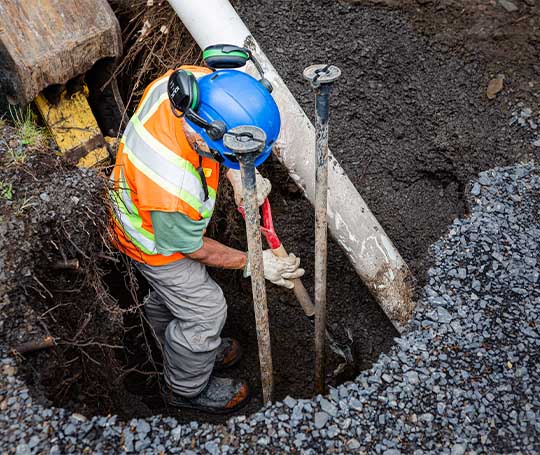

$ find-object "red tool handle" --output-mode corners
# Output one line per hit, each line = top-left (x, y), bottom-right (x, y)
(238, 198), (315, 317)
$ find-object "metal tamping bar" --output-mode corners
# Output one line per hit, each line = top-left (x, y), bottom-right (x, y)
(303, 64), (341, 394)
(224, 126), (274, 403)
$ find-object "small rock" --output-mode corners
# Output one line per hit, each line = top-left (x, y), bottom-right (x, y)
(314, 411), (330, 429)
(320, 398), (338, 417)
(486, 75), (505, 99)
(71, 413), (87, 422)
(204, 441), (220, 455)
(15, 445), (31, 455)
(498, 0), (519, 11)
(283, 396), (297, 409)
(404, 371), (420, 385)
(28, 436), (40, 449)
(327, 425), (340, 438)
(383, 450), (402, 455)
(136, 419), (151, 435)
(437, 307), (453, 324)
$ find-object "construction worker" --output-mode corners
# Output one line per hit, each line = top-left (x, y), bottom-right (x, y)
(109, 64), (304, 413)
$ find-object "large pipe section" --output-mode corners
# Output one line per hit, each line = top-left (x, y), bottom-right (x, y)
(168, 0), (414, 329)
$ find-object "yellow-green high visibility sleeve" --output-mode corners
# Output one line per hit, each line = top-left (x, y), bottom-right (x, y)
(150, 211), (206, 255)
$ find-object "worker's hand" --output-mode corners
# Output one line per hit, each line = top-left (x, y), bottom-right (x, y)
(226, 168), (271, 207)
(244, 250), (305, 289)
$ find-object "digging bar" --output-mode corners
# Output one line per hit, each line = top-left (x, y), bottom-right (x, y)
(238, 198), (354, 366)
(303, 64), (341, 394)
(223, 126), (274, 404)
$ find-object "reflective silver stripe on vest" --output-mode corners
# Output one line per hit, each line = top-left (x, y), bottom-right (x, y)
(136, 76), (169, 122)
(123, 120), (214, 213)
(109, 168), (158, 255)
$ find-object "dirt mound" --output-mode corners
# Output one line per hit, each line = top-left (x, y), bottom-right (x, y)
(0, 123), (132, 414)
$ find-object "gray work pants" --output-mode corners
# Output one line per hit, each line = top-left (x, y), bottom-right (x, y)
(136, 258), (227, 397)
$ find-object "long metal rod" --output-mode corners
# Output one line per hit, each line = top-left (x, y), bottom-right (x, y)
(238, 155), (274, 403)
(313, 83), (333, 394)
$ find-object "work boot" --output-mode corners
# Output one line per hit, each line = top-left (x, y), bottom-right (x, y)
(214, 337), (242, 370)
(162, 376), (250, 414)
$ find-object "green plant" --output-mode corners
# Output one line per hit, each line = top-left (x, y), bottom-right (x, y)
(6, 143), (27, 165)
(9, 105), (46, 149)
(0, 181), (13, 200)
(14, 195), (35, 216)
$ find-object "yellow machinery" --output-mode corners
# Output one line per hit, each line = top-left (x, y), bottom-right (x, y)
(0, 0), (123, 167)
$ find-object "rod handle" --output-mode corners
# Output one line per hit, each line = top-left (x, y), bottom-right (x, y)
(272, 244), (316, 317)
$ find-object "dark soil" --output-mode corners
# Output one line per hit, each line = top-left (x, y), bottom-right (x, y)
(0, 124), (138, 415)
(239, 0), (535, 275)
(1, 0), (537, 425)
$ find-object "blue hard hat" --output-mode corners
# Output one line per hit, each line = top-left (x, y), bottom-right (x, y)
(186, 70), (281, 169)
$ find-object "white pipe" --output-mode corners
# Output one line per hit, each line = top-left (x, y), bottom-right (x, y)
(168, 0), (414, 328)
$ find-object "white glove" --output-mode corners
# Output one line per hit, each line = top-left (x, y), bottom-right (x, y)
(244, 250), (305, 289)
(227, 168), (271, 207)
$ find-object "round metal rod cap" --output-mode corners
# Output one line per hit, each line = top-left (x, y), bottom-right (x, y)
(303, 64), (341, 87)
(223, 125), (267, 154)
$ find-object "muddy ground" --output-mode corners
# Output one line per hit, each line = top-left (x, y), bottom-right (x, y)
(1, 0), (538, 424)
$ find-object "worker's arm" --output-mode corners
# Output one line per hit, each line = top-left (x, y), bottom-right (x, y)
(185, 237), (247, 270)
(150, 211), (246, 269)
(151, 211), (303, 286)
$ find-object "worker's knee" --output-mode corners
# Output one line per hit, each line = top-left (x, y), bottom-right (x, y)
(166, 304), (226, 355)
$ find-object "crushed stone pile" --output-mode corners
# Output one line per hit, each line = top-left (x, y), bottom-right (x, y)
(1, 163), (539, 454)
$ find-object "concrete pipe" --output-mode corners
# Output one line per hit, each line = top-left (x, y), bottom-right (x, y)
(167, 0), (414, 329)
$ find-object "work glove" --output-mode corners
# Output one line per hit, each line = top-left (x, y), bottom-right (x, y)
(226, 168), (271, 207)
(244, 250), (305, 289)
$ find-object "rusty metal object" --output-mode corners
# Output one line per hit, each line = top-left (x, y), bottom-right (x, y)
(0, 0), (122, 105)
(11, 336), (56, 356)
(223, 126), (274, 404)
(304, 64), (341, 394)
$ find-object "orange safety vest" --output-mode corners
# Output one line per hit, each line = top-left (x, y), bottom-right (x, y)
(109, 66), (219, 266)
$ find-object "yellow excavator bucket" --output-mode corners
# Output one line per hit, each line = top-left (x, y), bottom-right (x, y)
(35, 87), (109, 168)
(0, 0), (122, 168)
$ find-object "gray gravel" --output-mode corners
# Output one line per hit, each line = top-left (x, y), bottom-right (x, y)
(510, 103), (540, 149)
(2, 163), (540, 453)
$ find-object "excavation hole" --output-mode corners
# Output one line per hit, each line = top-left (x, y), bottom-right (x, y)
(93, 157), (399, 424)
(1, 140), (398, 424)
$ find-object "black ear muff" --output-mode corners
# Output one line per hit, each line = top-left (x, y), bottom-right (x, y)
(203, 44), (250, 69)
(168, 70), (200, 117)
(202, 44), (273, 93)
